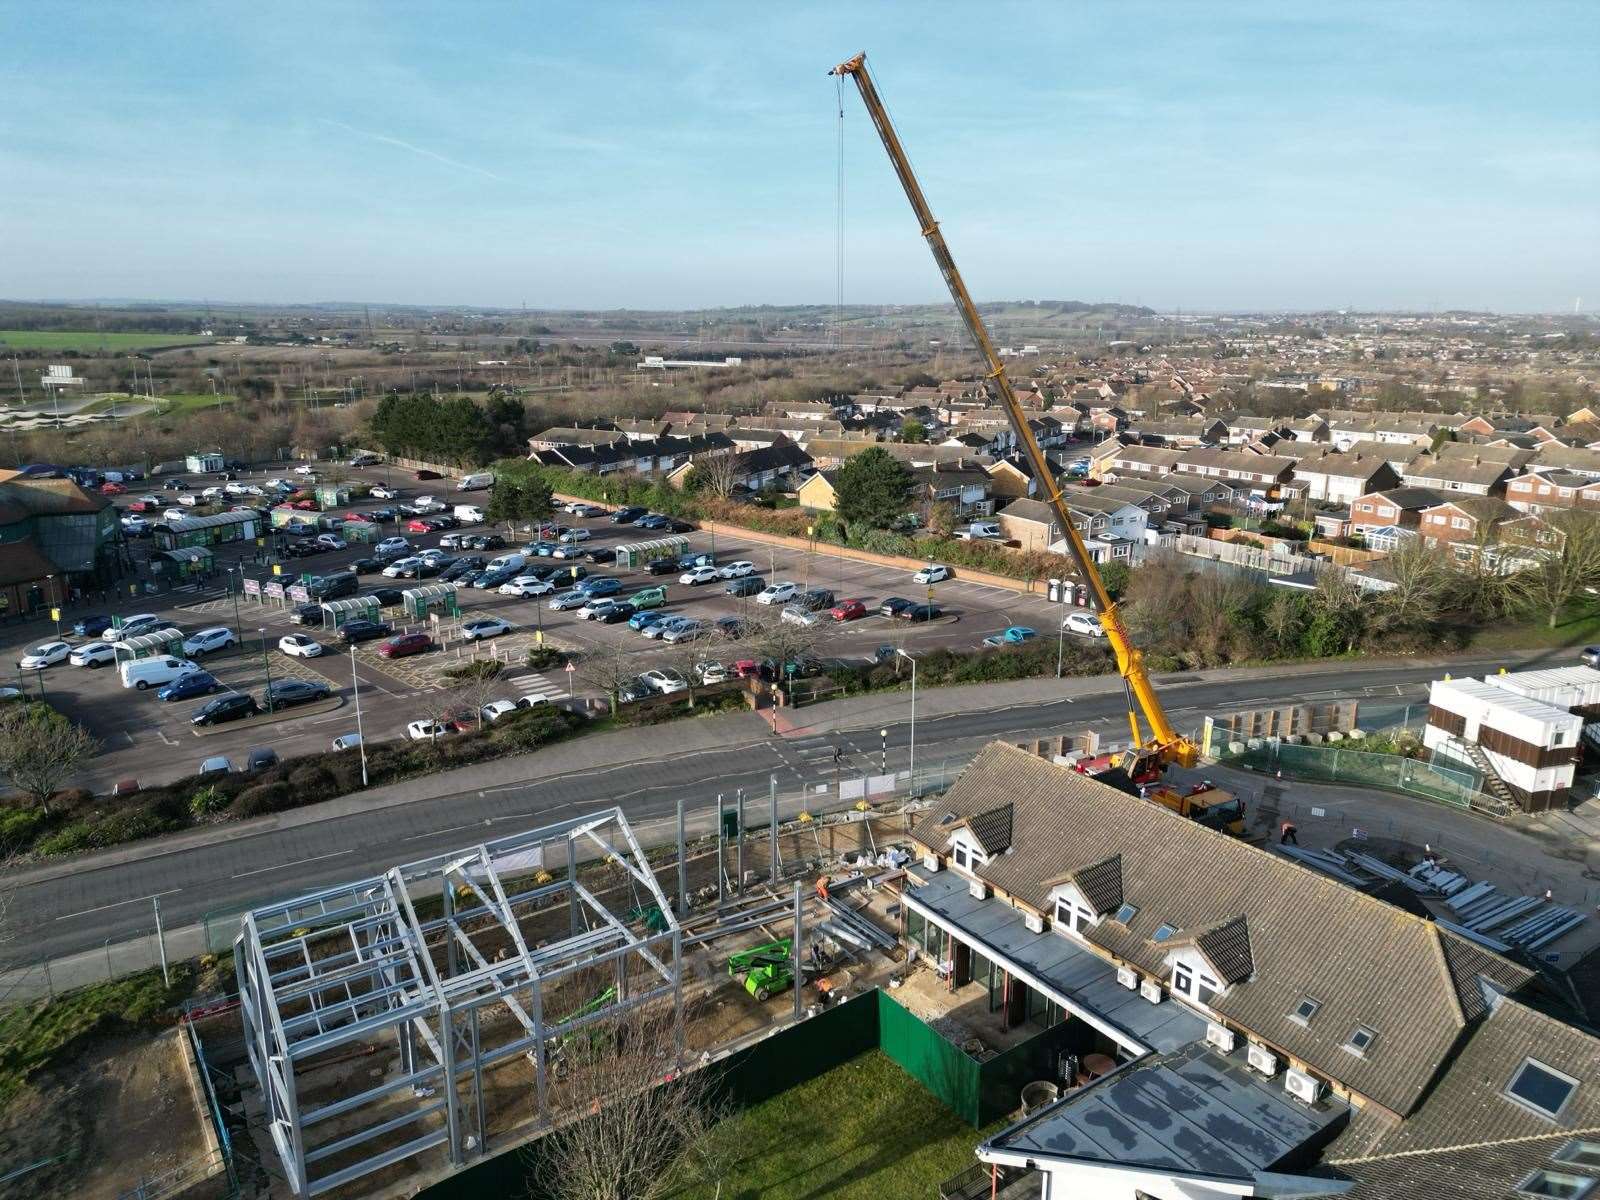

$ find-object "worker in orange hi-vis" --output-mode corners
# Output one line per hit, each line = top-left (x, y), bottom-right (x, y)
(815, 875), (831, 903)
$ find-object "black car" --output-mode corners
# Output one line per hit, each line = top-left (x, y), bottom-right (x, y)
(634, 514), (669, 530)
(162, 479), (190, 491)
(245, 747), (279, 772)
(363, 587), (404, 607)
(349, 557), (381, 575)
(282, 541), (320, 559)
(264, 678), (332, 710)
(466, 533), (506, 550)
(366, 507), (396, 522)
(400, 557), (449, 579)
(610, 506), (647, 524)
(421, 514), (458, 530)
(441, 556), (484, 581)
(797, 588), (835, 611)
(595, 601), (636, 625)
(290, 603), (324, 625)
(548, 563), (588, 583)
(341, 618), (394, 643)
(73, 614), (115, 637)
(667, 518), (694, 533)
(677, 552), (716, 569)
(904, 603), (942, 623)
(192, 692), (257, 726)
(585, 547), (616, 565)
(879, 597), (915, 618)
(716, 615), (749, 638)
(308, 572), (359, 601)
(646, 557), (678, 576)
(725, 575), (765, 597)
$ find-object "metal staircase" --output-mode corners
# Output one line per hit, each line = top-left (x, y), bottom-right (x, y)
(1459, 741), (1521, 818)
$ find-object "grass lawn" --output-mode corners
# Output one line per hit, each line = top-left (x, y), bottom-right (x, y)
(0, 330), (211, 352)
(1458, 600), (1600, 653)
(666, 1050), (994, 1200)
(155, 391), (236, 414)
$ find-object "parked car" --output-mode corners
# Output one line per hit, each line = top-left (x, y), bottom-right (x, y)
(461, 616), (513, 640)
(679, 565), (720, 586)
(630, 610), (669, 632)
(378, 633), (432, 658)
(245, 747), (280, 773)
(715, 616), (749, 639)
(382, 556), (422, 578)
(158, 671), (222, 701)
(348, 556), (381, 575)
(641, 615), (686, 640)
(1063, 611), (1105, 638)
(264, 678), (332, 710)
(610, 506), (647, 524)
(570, 503), (606, 518)
(794, 588), (835, 611)
(724, 575), (765, 597)
(662, 619), (708, 645)
(471, 564), (523, 589)
(340, 619), (394, 644)
(558, 528), (591, 544)
(197, 755), (234, 775)
(466, 533), (506, 551)
(640, 669), (689, 695)
(69, 641), (117, 668)
(646, 557), (680, 576)
(121, 656), (201, 691)
(676, 552), (716, 570)
(755, 582), (797, 606)
(578, 576), (623, 598)
(73, 614), (115, 638)
(414, 469), (442, 481)
(406, 718), (453, 740)
(364, 588), (404, 607)
(182, 627), (238, 657)
(984, 625), (1037, 647)
(830, 599), (867, 622)
(315, 534), (347, 552)
(634, 513), (670, 530)
(500, 575), (556, 597)
(912, 563), (951, 585)
(878, 597), (914, 618)
(108, 613), (167, 642)
(279, 633), (324, 657)
(370, 485), (398, 499)
(903, 604), (942, 623)
(18, 641), (70, 670)
(717, 560), (755, 579)
(578, 598), (627, 622)
(332, 733), (365, 751)
(192, 693), (258, 726)
(120, 515), (151, 535)
(374, 536), (411, 558)
(781, 604), (821, 627)
(695, 660), (729, 685)
(289, 603), (324, 626)
(1583, 646), (1600, 669)
(628, 586), (668, 610)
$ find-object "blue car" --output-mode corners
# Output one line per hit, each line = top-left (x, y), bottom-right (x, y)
(74, 614), (115, 637)
(983, 625), (1038, 648)
(629, 610), (669, 632)
(578, 576), (622, 597)
(158, 670), (222, 701)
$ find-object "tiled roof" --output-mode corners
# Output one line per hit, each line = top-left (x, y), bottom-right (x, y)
(1191, 915), (1254, 985)
(909, 743), (1534, 1116)
(1069, 854), (1123, 914)
(1403, 454), (1513, 486)
(965, 805), (1013, 855)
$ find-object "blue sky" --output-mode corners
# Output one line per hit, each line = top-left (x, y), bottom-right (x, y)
(4, 2), (1595, 312)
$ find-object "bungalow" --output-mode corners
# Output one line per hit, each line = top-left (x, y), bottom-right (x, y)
(1401, 453), (1513, 497)
(526, 425), (625, 454)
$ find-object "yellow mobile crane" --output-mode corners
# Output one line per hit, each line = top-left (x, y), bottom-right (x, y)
(832, 52), (1198, 772)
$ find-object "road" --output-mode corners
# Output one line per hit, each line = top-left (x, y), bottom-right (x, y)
(7, 656), (1490, 964)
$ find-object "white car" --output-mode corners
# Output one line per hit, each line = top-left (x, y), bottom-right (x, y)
(461, 616), (512, 640)
(406, 719), (451, 741)
(755, 581), (798, 606)
(411, 497), (446, 514)
(293, 464), (316, 475)
(370, 485), (398, 500)
(558, 528), (591, 544)
(480, 695), (550, 722)
(1063, 611), (1106, 638)
(913, 563), (952, 585)
(717, 561), (755, 579)
(240, 484), (264, 496)
(201, 486), (224, 500)
(18, 641), (70, 670)
(382, 557), (422, 578)
(500, 575), (555, 597)
(278, 633), (324, 658)
(570, 503), (605, 518)
(69, 641), (117, 668)
(417, 547), (450, 563)
(375, 536), (410, 557)
(680, 566), (720, 586)
(315, 534), (347, 551)
(640, 669), (689, 695)
(224, 481), (247, 496)
(120, 515), (150, 534)
(695, 660), (729, 685)
(264, 477), (291, 490)
(178, 494), (200, 507)
(182, 627), (238, 656)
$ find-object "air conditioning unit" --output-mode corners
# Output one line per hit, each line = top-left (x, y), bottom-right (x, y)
(1139, 979), (1163, 1005)
(921, 853), (941, 873)
(1247, 1044), (1279, 1077)
(968, 879), (989, 901)
(1117, 966), (1138, 991)
(1205, 1023), (1236, 1054)
(1023, 911), (1045, 934)
(1284, 1068), (1323, 1105)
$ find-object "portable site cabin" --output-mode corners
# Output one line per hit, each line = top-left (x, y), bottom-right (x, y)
(270, 505), (311, 529)
(1425, 676), (1581, 812)
(185, 451), (225, 474)
(1485, 666), (1600, 718)
(402, 582), (459, 620)
(113, 627), (185, 664)
(150, 546), (214, 580)
(319, 595), (381, 629)
(153, 510), (261, 550)
(612, 534), (688, 569)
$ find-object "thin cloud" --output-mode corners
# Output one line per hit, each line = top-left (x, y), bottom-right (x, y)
(316, 118), (511, 184)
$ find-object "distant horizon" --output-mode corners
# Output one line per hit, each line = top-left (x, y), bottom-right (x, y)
(5, 3), (1595, 313)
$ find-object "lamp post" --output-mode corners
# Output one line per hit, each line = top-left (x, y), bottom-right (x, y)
(896, 649), (917, 786)
(259, 627), (275, 711)
(45, 575), (59, 639)
(227, 567), (244, 646)
(880, 727), (888, 774)
(1057, 614), (1068, 679)
(350, 644), (369, 787)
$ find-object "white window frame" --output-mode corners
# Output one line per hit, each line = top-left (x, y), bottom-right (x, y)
(1167, 948), (1222, 1006)
(1048, 883), (1097, 937)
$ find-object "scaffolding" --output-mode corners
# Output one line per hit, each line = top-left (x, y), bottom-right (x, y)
(234, 808), (684, 1198)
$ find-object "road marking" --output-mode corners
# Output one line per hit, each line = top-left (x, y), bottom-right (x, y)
(403, 823), (482, 842)
(234, 849), (355, 878)
(55, 887), (182, 921)
(156, 729), (177, 746)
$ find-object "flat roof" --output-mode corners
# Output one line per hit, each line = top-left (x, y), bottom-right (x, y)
(906, 870), (1206, 1055)
(987, 1038), (1347, 1182)
(1433, 677), (1579, 723)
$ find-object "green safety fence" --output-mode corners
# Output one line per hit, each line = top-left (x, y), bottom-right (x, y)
(1222, 741), (1479, 809)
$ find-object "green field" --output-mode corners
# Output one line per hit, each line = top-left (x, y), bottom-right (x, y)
(667, 1051), (992, 1200)
(0, 330), (210, 352)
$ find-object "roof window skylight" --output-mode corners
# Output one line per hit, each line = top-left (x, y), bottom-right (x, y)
(1289, 997), (1320, 1025)
(1152, 923), (1177, 942)
(1505, 1058), (1578, 1122)
(1114, 903), (1139, 924)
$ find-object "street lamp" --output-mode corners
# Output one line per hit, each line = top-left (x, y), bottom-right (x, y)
(880, 727), (888, 774)
(259, 627), (275, 711)
(1057, 614), (1069, 679)
(896, 649), (917, 786)
(350, 644), (369, 787)
(227, 567), (244, 645)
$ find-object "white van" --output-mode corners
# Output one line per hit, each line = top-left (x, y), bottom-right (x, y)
(957, 521), (1001, 541)
(458, 472), (494, 491)
(453, 504), (486, 524)
(120, 656), (201, 690)
(485, 552), (527, 574)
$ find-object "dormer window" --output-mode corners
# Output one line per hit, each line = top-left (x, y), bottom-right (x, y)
(1054, 895), (1096, 935)
(1289, 997), (1321, 1026)
(1514, 1171), (1595, 1199)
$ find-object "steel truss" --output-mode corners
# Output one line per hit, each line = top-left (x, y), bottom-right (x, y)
(235, 807), (683, 1197)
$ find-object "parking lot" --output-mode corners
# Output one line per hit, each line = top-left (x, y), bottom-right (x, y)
(2, 460), (1086, 790)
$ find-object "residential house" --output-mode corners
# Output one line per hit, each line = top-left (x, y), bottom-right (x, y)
(795, 470), (840, 513)
(1341, 439), (1426, 475)
(1172, 447), (1298, 491)
(911, 465), (995, 517)
(1097, 443), (1184, 480)
(900, 743), (1593, 1200)
(1123, 416), (1228, 447)
(1326, 415), (1438, 451)
(998, 495), (1146, 562)
(1349, 487), (1444, 535)
(1222, 415), (1288, 445)
(664, 441), (813, 494)
(1436, 440), (1536, 471)
(526, 425), (625, 453)
(803, 438), (987, 472)
(984, 458), (1035, 501)
(1287, 415), (1330, 442)
(1418, 496), (1517, 556)
(1401, 453), (1513, 496)
(1531, 442), (1600, 475)
(1457, 414), (1562, 443)
(1292, 453), (1402, 505)
(763, 400), (837, 422)
(1505, 469), (1600, 515)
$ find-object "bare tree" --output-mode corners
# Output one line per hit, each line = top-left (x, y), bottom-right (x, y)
(575, 645), (639, 715)
(688, 450), (741, 500)
(1506, 512), (1600, 628)
(0, 705), (100, 815)
(745, 606), (832, 696)
(1454, 521), (1520, 619)
(530, 1000), (733, 1200)
(1370, 538), (1454, 631)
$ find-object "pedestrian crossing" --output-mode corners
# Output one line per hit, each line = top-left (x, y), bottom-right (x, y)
(503, 671), (562, 700)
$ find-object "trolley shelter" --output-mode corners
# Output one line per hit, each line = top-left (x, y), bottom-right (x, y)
(114, 628), (185, 664)
(154, 510), (261, 550)
(319, 595), (380, 629)
(314, 484), (351, 509)
(402, 582), (459, 620)
(613, 534), (688, 569)
(341, 517), (379, 543)
(149, 546), (214, 581)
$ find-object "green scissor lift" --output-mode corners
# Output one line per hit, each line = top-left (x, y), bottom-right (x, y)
(727, 939), (797, 1002)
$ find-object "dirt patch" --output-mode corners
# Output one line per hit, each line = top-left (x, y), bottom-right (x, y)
(0, 1029), (212, 1200)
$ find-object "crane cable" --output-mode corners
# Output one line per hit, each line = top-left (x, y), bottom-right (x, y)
(836, 72), (846, 352)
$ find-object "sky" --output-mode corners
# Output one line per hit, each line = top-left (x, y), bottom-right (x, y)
(3, 2), (1596, 313)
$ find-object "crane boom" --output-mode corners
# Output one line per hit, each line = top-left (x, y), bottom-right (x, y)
(831, 52), (1196, 768)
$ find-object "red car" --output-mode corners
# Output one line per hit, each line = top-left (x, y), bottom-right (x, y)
(128, 498), (160, 513)
(100, 482), (127, 496)
(829, 599), (867, 622)
(343, 511), (374, 523)
(291, 498), (317, 510)
(378, 632), (432, 659)
(405, 518), (432, 533)
(732, 658), (770, 680)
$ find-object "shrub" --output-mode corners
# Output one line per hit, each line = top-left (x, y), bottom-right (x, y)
(34, 821), (95, 856)
(444, 659), (501, 681)
(49, 788), (96, 815)
(0, 804), (49, 848)
(230, 782), (294, 818)
(287, 763), (337, 800)
(189, 785), (227, 817)
(525, 645), (564, 670)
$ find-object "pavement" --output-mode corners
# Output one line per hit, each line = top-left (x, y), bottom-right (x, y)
(8, 643), (1597, 997)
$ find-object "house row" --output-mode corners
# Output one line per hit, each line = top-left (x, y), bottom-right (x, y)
(899, 742), (1600, 1200)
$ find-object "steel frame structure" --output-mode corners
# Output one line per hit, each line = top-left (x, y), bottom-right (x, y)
(235, 807), (682, 1198)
